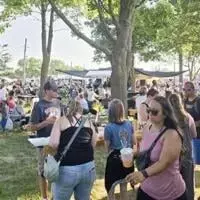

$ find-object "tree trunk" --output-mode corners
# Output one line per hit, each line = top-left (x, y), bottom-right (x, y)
(178, 51), (183, 84)
(111, 0), (135, 111)
(131, 55), (136, 92)
(49, 0), (136, 112)
(39, 3), (54, 98)
(40, 57), (50, 97)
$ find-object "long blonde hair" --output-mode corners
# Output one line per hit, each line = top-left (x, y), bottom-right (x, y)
(168, 93), (187, 128)
(64, 99), (83, 123)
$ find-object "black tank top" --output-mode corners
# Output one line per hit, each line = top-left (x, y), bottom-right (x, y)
(54, 126), (94, 166)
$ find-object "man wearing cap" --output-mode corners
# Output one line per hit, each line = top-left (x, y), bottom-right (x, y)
(184, 81), (200, 138)
(27, 80), (61, 200)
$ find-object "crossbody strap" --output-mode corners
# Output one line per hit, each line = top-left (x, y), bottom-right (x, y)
(74, 116), (82, 126)
(142, 102), (149, 108)
(148, 127), (168, 153)
(58, 116), (88, 162)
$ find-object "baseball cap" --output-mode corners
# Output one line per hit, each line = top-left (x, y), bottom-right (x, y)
(44, 80), (58, 92)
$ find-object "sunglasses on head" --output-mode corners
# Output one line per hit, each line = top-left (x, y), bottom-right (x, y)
(147, 108), (159, 116)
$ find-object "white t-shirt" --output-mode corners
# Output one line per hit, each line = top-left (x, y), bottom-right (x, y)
(88, 91), (97, 102)
(79, 98), (89, 110)
(135, 95), (147, 109)
(0, 87), (7, 101)
(98, 87), (105, 98)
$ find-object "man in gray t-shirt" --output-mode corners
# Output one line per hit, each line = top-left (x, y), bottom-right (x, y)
(26, 80), (60, 200)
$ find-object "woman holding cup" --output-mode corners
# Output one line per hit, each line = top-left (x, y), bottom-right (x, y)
(104, 99), (135, 198)
(126, 96), (187, 200)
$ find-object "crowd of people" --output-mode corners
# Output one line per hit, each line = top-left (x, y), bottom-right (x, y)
(0, 77), (111, 131)
(2, 76), (200, 200)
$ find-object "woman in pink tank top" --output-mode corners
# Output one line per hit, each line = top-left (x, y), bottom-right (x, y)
(126, 96), (187, 200)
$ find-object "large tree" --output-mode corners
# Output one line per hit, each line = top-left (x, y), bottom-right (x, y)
(39, 1), (54, 97)
(132, 0), (200, 82)
(48, 0), (147, 109)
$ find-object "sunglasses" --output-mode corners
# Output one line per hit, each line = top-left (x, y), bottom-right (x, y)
(147, 108), (159, 116)
(51, 88), (58, 92)
(183, 88), (193, 92)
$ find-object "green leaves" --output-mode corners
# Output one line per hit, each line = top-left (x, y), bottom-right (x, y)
(0, 44), (11, 70)
(16, 57), (85, 77)
(134, 0), (200, 66)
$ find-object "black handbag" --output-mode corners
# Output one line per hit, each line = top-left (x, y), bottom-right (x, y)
(135, 127), (168, 171)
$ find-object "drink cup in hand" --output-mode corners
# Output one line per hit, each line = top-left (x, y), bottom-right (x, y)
(120, 148), (133, 168)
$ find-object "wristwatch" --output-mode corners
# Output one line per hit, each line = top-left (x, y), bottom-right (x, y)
(141, 170), (149, 178)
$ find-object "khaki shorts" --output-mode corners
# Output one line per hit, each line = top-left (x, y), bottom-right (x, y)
(37, 148), (45, 176)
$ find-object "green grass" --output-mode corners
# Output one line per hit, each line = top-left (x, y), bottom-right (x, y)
(0, 132), (135, 200)
(0, 131), (200, 200)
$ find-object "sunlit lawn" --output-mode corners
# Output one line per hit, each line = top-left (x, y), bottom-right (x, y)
(0, 131), (135, 200)
(0, 131), (200, 200)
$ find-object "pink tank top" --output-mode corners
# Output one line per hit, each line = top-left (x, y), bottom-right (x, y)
(140, 127), (185, 200)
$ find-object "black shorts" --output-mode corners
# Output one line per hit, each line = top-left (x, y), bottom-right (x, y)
(105, 149), (134, 192)
(137, 187), (188, 200)
(196, 127), (200, 138)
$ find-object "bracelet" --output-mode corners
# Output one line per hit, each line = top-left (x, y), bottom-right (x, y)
(141, 170), (149, 178)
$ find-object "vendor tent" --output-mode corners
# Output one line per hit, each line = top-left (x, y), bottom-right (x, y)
(86, 70), (111, 78)
(57, 68), (187, 78)
(135, 68), (188, 78)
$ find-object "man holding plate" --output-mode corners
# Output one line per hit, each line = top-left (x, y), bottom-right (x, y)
(26, 79), (61, 200)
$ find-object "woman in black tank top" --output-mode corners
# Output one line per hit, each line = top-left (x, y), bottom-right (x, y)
(49, 100), (97, 200)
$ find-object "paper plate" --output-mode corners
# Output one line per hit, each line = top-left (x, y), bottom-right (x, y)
(28, 137), (50, 147)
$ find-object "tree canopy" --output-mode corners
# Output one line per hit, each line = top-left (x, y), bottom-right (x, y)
(1, 0), (200, 103)
(16, 57), (84, 77)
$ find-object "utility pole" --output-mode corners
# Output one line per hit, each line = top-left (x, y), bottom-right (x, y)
(23, 38), (27, 85)
(174, 62), (176, 85)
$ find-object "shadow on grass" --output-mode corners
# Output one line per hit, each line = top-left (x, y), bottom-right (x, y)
(0, 132), (136, 200)
(94, 144), (107, 179)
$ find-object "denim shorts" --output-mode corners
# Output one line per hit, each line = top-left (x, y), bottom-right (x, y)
(52, 161), (96, 200)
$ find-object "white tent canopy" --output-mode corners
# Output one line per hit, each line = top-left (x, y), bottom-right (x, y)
(86, 70), (111, 78)
(54, 74), (86, 80)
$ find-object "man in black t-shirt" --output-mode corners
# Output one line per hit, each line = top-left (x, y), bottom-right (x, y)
(184, 81), (200, 138)
(26, 80), (60, 200)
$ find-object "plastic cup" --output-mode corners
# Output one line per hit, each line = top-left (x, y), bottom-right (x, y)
(120, 148), (133, 168)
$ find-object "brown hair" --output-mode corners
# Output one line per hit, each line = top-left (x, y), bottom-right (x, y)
(64, 99), (83, 123)
(147, 88), (159, 97)
(184, 81), (195, 89)
(108, 99), (125, 123)
(153, 96), (178, 130)
(168, 93), (187, 128)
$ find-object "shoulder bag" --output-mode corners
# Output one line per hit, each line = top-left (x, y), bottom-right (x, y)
(135, 127), (167, 171)
(43, 116), (88, 182)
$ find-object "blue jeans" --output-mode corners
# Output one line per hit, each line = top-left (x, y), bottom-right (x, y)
(52, 161), (96, 200)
